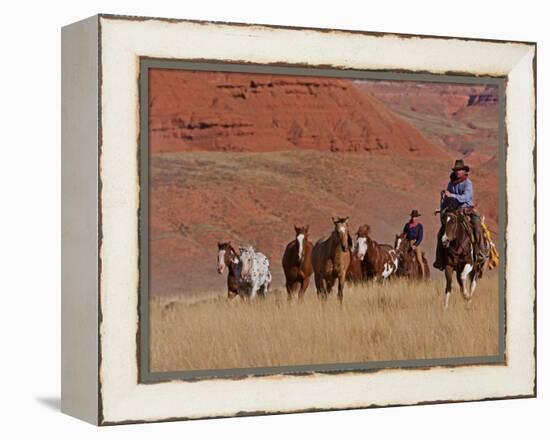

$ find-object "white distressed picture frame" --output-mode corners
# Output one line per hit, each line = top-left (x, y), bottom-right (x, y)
(61, 14), (536, 425)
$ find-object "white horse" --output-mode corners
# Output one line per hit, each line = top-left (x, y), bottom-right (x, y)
(238, 245), (272, 299)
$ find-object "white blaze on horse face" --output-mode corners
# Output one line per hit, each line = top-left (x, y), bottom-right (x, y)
(336, 223), (348, 248)
(396, 237), (402, 251)
(356, 237), (368, 260)
(337, 223), (347, 240)
(217, 250), (226, 273)
(239, 252), (250, 278)
(297, 233), (305, 259)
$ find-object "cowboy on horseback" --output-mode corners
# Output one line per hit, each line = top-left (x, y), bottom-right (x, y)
(402, 209), (426, 279)
(433, 159), (487, 270)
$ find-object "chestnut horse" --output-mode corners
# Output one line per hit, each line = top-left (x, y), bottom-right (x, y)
(312, 217), (353, 303)
(216, 242), (243, 299)
(394, 232), (430, 280)
(282, 225), (313, 299)
(360, 225), (399, 282)
(347, 225), (370, 283)
(439, 209), (485, 308)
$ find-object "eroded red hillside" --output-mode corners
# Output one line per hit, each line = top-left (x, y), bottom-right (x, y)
(147, 71), (500, 297)
(149, 69), (450, 158)
(357, 81), (499, 167)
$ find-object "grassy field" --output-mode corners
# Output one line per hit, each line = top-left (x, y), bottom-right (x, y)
(149, 275), (499, 372)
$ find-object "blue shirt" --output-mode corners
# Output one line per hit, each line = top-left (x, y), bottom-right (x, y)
(403, 222), (423, 246)
(441, 177), (474, 210)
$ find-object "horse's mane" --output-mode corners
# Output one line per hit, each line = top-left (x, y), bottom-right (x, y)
(356, 224), (371, 237)
(228, 244), (239, 258)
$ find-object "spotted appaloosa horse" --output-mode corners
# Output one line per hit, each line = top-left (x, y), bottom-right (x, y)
(238, 245), (272, 299)
(216, 242), (243, 299)
(394, 232), (430, 281)
(282, 225), (313, 299)
(312, 217), (353, 303)
(439, 210), (485, 308)
(360, 225), (399, 282)
(347, 225), (370, 283)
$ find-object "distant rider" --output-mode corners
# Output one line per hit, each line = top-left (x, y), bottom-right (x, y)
(403, 209), (426, 279)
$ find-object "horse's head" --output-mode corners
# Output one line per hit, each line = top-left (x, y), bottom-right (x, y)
(294, 224), (309, 260)
(394, 232), (408, 254)
(355, 224), (370, 261)
(442, 212), (459, 248)
(217, 242), (237, 274)
(239, 245), (255, 280)
(332, 216), (351, 252)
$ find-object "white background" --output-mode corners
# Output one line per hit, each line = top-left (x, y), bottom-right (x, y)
(0, 0), (546, 437)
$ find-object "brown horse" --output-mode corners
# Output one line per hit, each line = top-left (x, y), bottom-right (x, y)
(360, 225), (399, 282)
(347, 225), (370, 283)
(439, 209), (486, 308)
(394, 232), (430, 280)
(216, 242), (244, 299)
(282, 225), (313, 299)
(312, 217), (353, 303)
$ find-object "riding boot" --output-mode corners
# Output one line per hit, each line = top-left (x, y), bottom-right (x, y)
(473, 223), (487, 260)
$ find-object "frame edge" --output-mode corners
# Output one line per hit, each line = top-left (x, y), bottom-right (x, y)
(61, 14), (100, 425)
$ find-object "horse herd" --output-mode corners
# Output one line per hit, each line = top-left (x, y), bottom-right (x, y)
(216, 216), (433, 304)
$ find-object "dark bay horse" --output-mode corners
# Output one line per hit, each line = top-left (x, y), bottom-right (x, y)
(394, 232), (430, 281)
(360, 225), (399, 282)
(282, 225), (313, 299)
(312, 217), (353, 303)
(216, 242), (244, 299)
(439, 210), (485, 308)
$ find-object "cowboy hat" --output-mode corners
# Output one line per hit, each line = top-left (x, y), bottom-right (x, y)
(452, 159), (470, 172)
(409, 209), (421, 217)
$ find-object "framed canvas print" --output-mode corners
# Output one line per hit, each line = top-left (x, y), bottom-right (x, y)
(61, 14), (536, 425)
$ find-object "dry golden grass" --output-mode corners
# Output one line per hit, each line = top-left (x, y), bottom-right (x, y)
(150, 275), (499, 372)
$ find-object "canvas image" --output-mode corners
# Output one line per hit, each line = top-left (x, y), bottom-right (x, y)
(142, 64), (503, 377)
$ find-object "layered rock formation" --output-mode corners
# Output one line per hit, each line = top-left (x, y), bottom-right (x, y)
(149, 70), (450, 158)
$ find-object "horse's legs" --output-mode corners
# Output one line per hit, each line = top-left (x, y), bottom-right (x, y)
(260, 281), (269, 298)
(314, 272), (322, 296)
(318, 275), (329, 300)
(444, 266), (453, 309)
(285, 280), (293, 297)
(337, 274), (345, 304)
(456, 270), (465, 297)
(298, 277), (310, 299)
(460, 263), (474, 301)
(250, 283), (259, 300)
(227, 289), (238, 300)
(325, 277), (334, 295)
(286, 280), (297, 300)
(469, 271), (478, 298)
